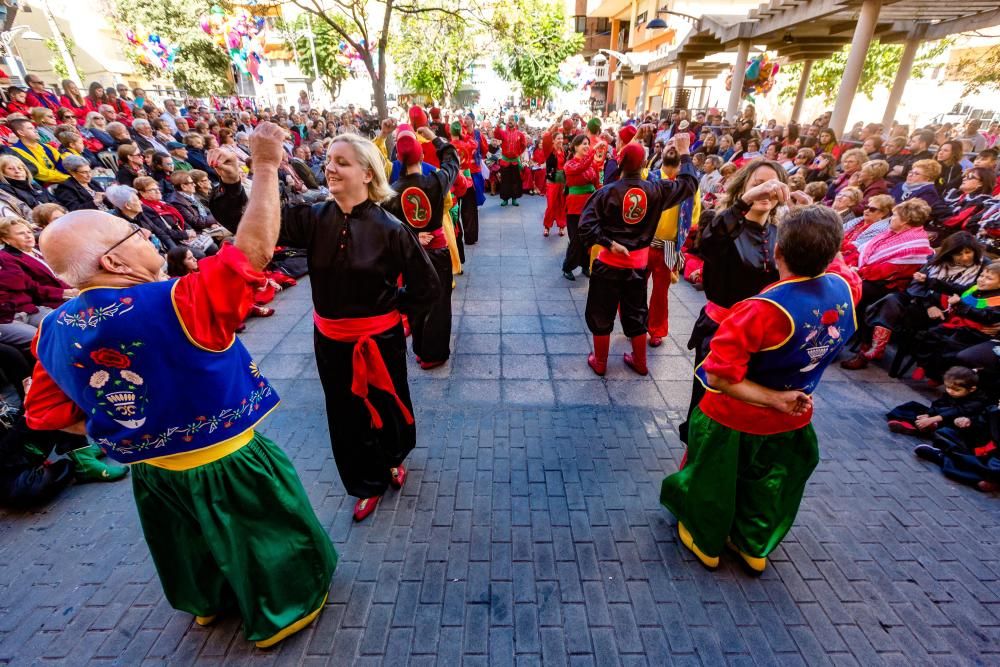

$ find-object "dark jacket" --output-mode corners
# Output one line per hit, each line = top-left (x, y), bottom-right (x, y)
(0, 178), (54, 209)
(185, 146), (219, 183)
(383, 138), (460, 235)
(115, 165), (144, 188)
(53, 177), (104, 211)
(166, 191), (215, 232)
(697, 198), (780, 309)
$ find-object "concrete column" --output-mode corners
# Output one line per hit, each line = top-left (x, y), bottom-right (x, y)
(829, 0), (882, 136)
(638, 69), (649, 115)
(882, 36), (920, 129)
(726, 40), (751, 120)
(790, 59), (813, 123)
(676, 59), (687, 90)
(616, 78), (626, 112)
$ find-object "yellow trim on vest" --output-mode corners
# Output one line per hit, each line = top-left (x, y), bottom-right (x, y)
(169, 280), (236, 353)
(693, 356), (722, 394)
(745, 297), (795, 351)
(139, 428), (256, 470)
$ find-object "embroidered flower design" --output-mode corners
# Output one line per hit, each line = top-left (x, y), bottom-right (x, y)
(89, 370), (110, 389)
(90, 348), (131, 369)
(120, 370), (144, 385)
(820, 309), (839, 326)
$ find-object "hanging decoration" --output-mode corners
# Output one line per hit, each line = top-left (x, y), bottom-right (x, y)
(199, 5), (268, 84)
(124, 28), (179, 72)
(725, 52), (780, 98)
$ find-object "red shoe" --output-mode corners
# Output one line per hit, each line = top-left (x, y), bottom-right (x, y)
(403, 324), (411, 337)
(587, 353), (607, 376)
(839, 354), (868, 370)
(912, 367), (926, 381)
(249, 305), (275, 318)
(978, 480), (999, 492)
(543, 228), (550, 237)
(419, 359), (446, 370)
(887, 420), (917, 435)
(648, 335), (663, 348)
(353, 496), (380, 522)
(623, 353), (648, 376)
(390, 465), (407, 490)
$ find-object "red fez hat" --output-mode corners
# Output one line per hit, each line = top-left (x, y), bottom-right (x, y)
(561, 118), (574, 132)
(396, 134), (422, 166)
(408, 106), (428, 129)
(430, 107), (441, 119)
(618, 125), (637, 145)
(619, 143), (646, 173)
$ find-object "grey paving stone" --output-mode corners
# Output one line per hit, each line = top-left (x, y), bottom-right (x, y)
(5, 194), (1000, 666)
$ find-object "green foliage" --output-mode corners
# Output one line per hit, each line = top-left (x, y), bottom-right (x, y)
(43, 36), (76, 81)
(779, 39), (950, 106)
(392, 1), (476, 105)
(110, 0), (234, 96)
(491, 0), (583, 100)
(955, 45), (1000, 95)
(278, 14), (352, 98)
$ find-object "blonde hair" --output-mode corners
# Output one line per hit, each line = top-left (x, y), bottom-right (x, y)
(911, 159), (941, 181)
(862, 159), (890, 180)
(841, 148), (867, 166)
(0, 155), (27, 183)
(30, 203), (67, 228)
(894, 198), (932, 226)
(30, 107), (50, 124)
(867, 194), (895, 213)
(0, 216), (33, 241)
(835, 186), (864, 204)
(329, 134), (394, 203)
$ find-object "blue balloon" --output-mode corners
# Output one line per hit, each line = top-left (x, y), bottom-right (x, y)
(149, 34), (161, 43)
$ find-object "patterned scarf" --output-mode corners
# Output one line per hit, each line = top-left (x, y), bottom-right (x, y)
(858, 225), (932, 268)
(928, 260), (984, 288)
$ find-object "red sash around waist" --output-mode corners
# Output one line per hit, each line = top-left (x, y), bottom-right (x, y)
(705, 301), (731, 324)
(313, 311), (414, 430)
(596, 246), (650, 270)
(425, 228), (448, 250)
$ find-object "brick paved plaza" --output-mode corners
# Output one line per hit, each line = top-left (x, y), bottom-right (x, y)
(1, 195), (999, 665)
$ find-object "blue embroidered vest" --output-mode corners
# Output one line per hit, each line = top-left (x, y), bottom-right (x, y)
(36, 280), (279, 464)
(697, 273), (856, 394)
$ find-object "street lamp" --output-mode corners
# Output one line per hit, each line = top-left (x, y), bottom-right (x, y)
(0, 26), (45, 87)
(645, 9), (700, 30)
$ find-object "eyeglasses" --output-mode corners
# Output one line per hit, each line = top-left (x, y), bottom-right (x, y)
(104, 223), (143, 256)
(864, 206), (884, 213)
(964, 174), (982, 181)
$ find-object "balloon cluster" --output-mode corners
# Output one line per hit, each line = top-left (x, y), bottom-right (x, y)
(125, 29), (178, 72)
(335, 38), (373, 77)
(725, 53), (780, 98)
(200, 5), (267, 84)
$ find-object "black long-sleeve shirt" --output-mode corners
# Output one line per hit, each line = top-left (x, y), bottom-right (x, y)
(697, 198), (779, 309)
(578, 155), (698, 252)
(382, 138), (459, 234)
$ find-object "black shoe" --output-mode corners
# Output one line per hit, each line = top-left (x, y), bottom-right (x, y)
(913, 444), (944, 465)
(562, 270), (576, 281)
(581, 267), (591, 278)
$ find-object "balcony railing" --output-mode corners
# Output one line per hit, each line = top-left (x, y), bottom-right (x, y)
(593, 65), (608, 80)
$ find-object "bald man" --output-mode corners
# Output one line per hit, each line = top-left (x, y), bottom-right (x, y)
(23, 123), (338, 649)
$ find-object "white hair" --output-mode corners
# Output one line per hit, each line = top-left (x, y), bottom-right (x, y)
(105, 184), (137, 210)
(62, 154), (90, 173)
(132, 119), (150, 132)
(98, 104), (115, 114)
(106, 121), (127, 136)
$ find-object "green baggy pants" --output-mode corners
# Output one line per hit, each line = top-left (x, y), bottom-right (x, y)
(131, 432), (338, 642)
(660, 408), (819, 559)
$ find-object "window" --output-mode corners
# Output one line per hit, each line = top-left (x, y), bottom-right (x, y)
(595, 18), (610, 33)
(274, 84), (286, 95)
(636, 11), (647, 25)
(575, 16), (586, 33)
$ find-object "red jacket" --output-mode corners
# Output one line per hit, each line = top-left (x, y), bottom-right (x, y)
(0, 251), (65, 321)
(564, 150), (599, 215)
(60, 96), (89, 124)
(494, 126), (527, 163)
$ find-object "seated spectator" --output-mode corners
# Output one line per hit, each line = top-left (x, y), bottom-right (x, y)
(57, 130), (100, 169)
(824, 148), (867, 204)
(115, 143), (146, 187)
(934, 167), (996, 239)
(131, 118), (168, 153)
(0, 220), (75, 349)
(103, 86), (134, 125)
(843, 231), (985, 369)
(884, 136), (909, 185)
(166, 245), (199, 277)
(134, 175), (216, 257)
(59, 79), (88, 125)
(0, 216), (71, 294)
(850, 159), (891, 215)
(165, 171), (228, 243)
(83, 81), (106, 115)
(817, 127), (841, 159)
(84, 112), (115, 151)
(915, 399), (1000, 492)
(30, 107), (59, 145)
(888, 366), (986, 435)
(22, 75), (60, 112)
(150, 152), (176, 197)
(183, 132), (219, 182)
(891, 158), (949, 221)
(7, 118), (67, 185)
(4, 86), (31, 117)
(787, 147), (815, 176)
(912, 260), (1000, 382)
(166, 141), (193, 171)
(150, 118), (175, 147)
(30, 202), (66, 230)
(862, 135), (884, 160)
(105, 120), (133, 149)
(0, 155), (56, 209)
(804, 181), (828, 203)
(104, 183), (174, 252)
(219, 128), (249, 164)
(936, 140), (966, 193)
(291, 144), (321, 190)
(959, 119), (987, 153)
(53, 154), (106, 211)
(830, 186), (863, 223)
(805, 152), (836, 183)
(190, 168), (215, 208)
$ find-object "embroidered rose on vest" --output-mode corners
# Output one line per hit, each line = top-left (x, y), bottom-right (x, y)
(820, 310), (839, 326)
(91, 348), (131, 369)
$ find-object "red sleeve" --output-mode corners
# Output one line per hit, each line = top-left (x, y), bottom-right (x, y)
(24, 336), (86, 431)
(172, 244), (267, 351)
(826, 255), (863, 305)
(857, 261), (918, 283)
(702, 299), (792, 384)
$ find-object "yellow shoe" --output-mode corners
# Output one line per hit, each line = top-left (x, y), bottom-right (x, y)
(254, 594), (328, 649)
(194, 615), (217, 626)
(726, 539), (767, 574)
(677, 522), (719, 569)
